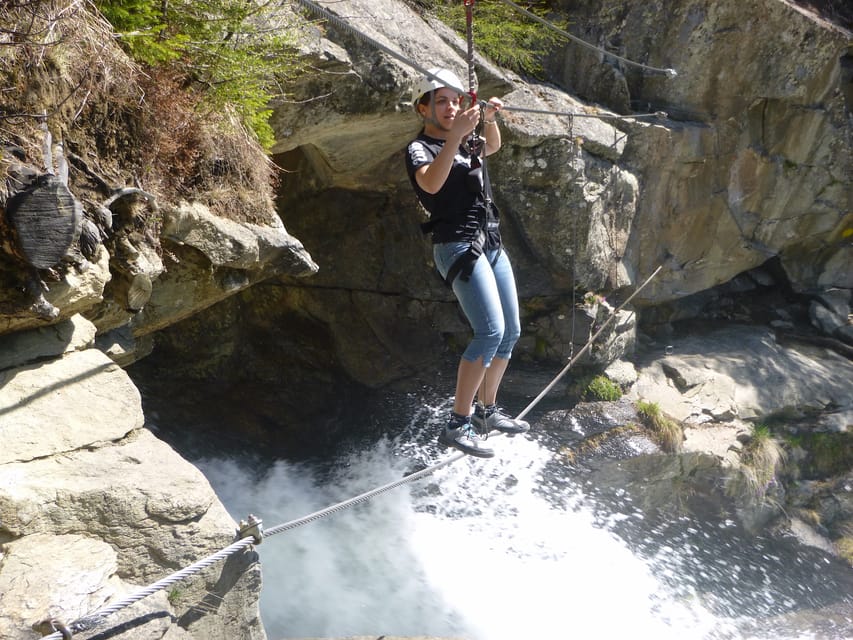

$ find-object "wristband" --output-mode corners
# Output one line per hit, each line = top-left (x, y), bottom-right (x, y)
(484, 119), (497, 125)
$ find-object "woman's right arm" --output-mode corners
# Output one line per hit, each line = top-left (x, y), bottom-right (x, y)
(414, 138), (460, 194)
(414, 105), (480, 194)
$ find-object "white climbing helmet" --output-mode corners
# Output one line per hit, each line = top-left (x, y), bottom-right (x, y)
(411, 68), (465, 112)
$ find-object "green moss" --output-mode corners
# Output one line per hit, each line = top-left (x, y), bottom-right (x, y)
(584, 375), (621, 401)
(783, 431), (853, 478)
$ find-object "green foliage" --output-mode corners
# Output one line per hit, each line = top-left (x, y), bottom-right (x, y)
(637, 399), (660, 420)
(93, 0), (175, 64)
(584, 375), (621, 401)
(421, 0), (564, 77)
(93, 0), (300, 148)
(167, 586), (184, 606)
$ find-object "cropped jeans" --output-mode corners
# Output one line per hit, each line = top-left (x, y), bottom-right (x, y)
(433, 241), (521, 367)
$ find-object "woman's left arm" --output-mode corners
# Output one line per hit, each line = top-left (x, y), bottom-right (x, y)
(483, 98), (503, 156)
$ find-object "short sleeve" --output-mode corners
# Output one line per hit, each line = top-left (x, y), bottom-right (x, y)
(406, 140), (433, 177)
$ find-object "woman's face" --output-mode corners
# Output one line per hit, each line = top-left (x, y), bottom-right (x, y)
(420, 87), (462, 131)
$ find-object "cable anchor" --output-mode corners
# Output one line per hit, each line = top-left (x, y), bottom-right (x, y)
(237, 514), (263, 544)
(35, 618), (72, 639)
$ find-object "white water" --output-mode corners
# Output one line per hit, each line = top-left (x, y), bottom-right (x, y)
(196, 426), (751, 640)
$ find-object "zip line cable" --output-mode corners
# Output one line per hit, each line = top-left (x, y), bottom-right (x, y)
(292, 0), (673, 120)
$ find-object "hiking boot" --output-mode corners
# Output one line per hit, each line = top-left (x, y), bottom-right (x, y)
(438, 416), (494, 458)
(473, 404), (530, 435)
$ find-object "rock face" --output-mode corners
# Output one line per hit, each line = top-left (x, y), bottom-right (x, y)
(261, 0), (852, 386)
(549, 0), (851, 299)
(0, 335), (264, 640)
(0, 1), (850, 639)
(548, 324), (853, 554)
(0, 4), (314, 639)
(630, 325), (853, 425)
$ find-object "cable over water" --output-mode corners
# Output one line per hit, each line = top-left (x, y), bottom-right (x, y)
(39, 262), (662, 639)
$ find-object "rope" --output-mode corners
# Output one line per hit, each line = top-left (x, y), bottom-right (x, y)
(494, 0), (677, 78)
(292, 0), (670, 122)
(464, 0), (477, 99)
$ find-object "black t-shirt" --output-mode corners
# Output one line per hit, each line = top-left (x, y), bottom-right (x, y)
(405, 132), (499, 246)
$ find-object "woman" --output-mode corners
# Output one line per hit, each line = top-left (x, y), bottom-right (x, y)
(405, 68), (529, 458)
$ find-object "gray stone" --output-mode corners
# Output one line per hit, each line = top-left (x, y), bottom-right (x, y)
(0, 314), (96, 372)
(0, 349), (141, 465)
(0, 350), (264, 639)
(0, 533), (123, 640)
(629, 325), (853, 424)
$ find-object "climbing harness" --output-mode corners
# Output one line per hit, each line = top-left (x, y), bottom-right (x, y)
(408, 108), (499, 288)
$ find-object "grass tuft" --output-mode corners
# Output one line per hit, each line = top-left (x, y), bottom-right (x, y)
(637, 400), (683, 453)
(727, 424), (787, 502)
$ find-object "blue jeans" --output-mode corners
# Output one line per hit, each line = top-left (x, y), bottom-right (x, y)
(433, 242), (521, 367)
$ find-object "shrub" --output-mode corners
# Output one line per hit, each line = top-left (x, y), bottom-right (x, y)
(93, 0), (302, 148)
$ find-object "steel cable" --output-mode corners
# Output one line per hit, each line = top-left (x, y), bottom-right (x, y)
(39, 262), (661, 639)
(40, 537), (257, 639)
(493, 0), (677, 78)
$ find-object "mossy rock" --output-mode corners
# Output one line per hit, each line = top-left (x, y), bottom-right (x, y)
(836, 537), (853, 566)
(785, 431), (853, 479)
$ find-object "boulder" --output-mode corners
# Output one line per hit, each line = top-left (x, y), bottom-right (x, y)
(629, 325), (853, 424)
(0, 349), (264, 639)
